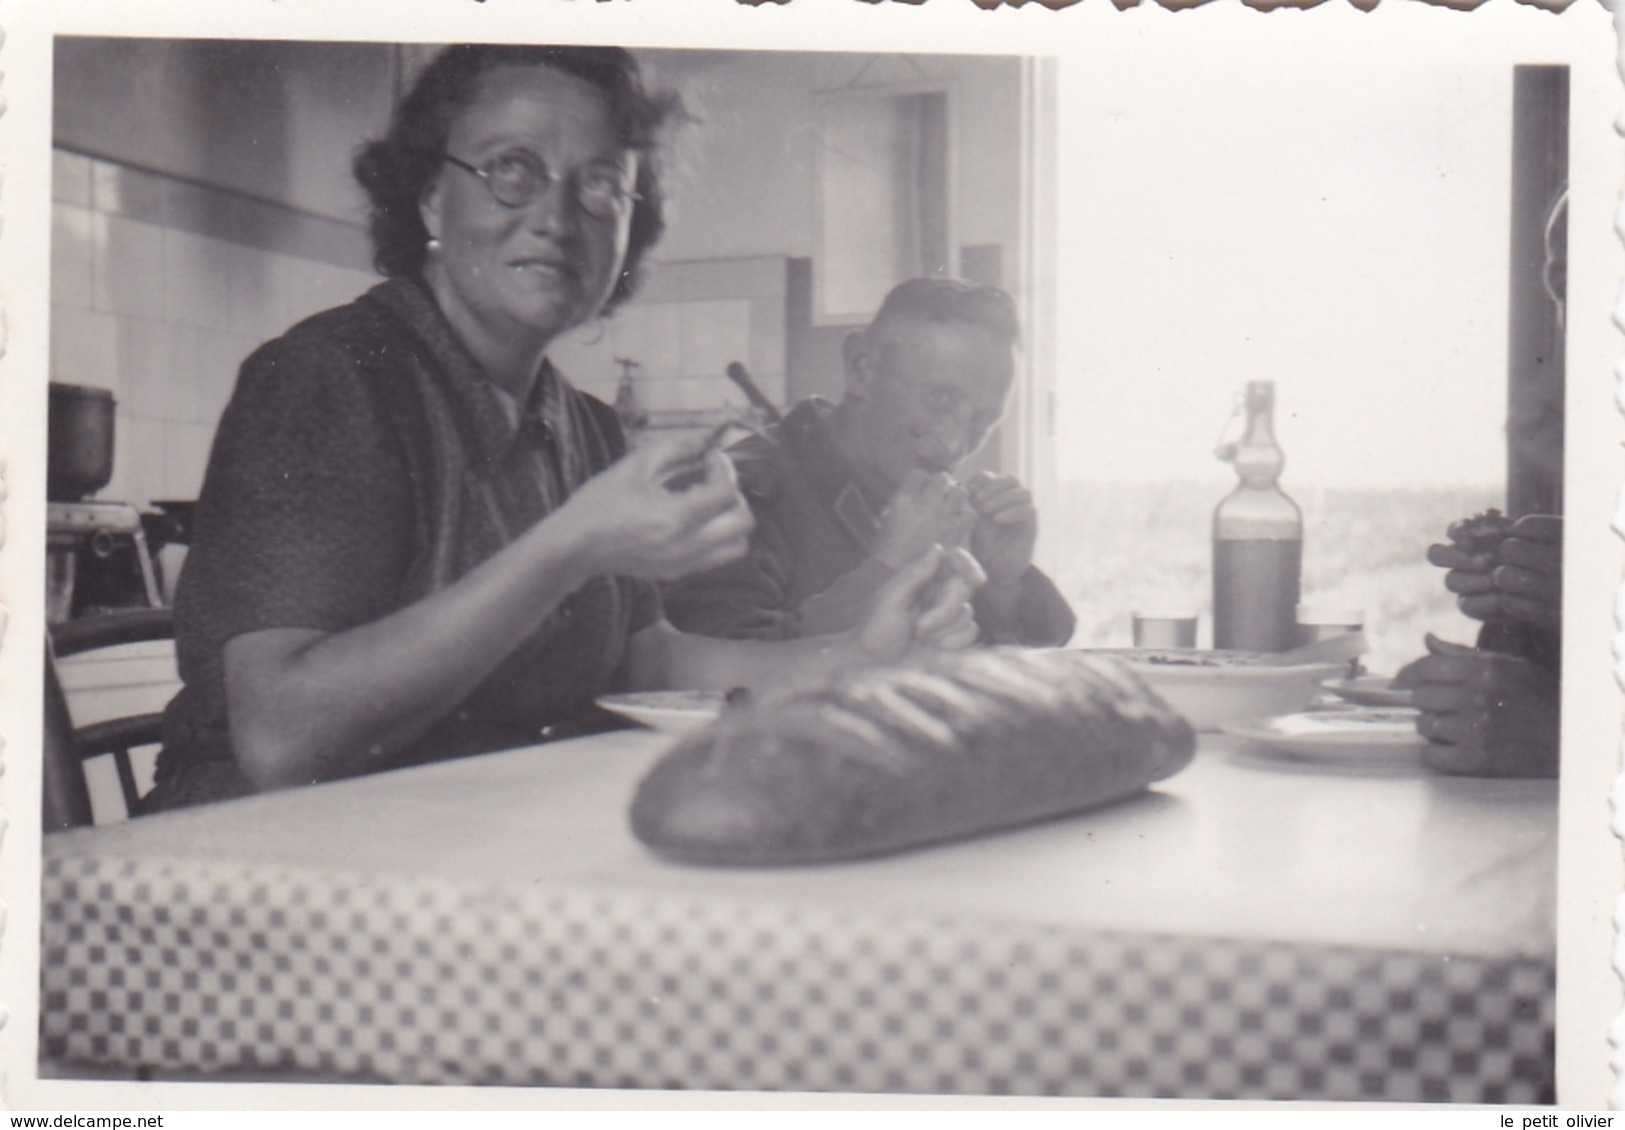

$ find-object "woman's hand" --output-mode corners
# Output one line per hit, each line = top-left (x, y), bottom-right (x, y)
(856, 543), (985, 663)
(1405, 634), (1559, 778)
(553, 431), (755, 582)
(1427, 514), (1561, 633)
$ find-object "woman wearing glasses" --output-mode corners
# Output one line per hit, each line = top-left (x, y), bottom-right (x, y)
(151, 45), (981, 809)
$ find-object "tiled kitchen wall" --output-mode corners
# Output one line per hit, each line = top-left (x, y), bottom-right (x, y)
(547, 255), (789, 427)
(50, 149), (379, 508)
(53, 147), (793, 503)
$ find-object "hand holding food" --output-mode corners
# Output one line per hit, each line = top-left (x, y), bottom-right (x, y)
(914, 545), (988, 650)
(855, 543), (985, 663)
(966, 470), (1039, 589)
(1489, 514), (1562, 633)
(1407, 634), (1559, 778)
(1437, 508), (1514, 558)
(555, 432), (755, 582)
(1424, 508), (1508, 598)
(1427, 511), (1561, 632)
(872, 470), (976, 569)
(660, 412), (772, 492)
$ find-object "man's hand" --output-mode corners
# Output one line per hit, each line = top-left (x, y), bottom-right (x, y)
(1427, 514), (1561, 634)
(966, 470), (1038, 590)
(856, 544), (984, 663)
(872, 470), (976, 569)
(1403, 634), (1559, 778)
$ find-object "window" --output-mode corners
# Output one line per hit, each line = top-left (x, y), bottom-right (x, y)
(814, 85), (953, 326)
(1031, 56), (1543, 675)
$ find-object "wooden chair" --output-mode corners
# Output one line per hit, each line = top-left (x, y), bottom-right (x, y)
(44, 608), (175, 832)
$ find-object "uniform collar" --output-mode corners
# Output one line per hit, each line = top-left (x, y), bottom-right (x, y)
(779, 398), (885, 551)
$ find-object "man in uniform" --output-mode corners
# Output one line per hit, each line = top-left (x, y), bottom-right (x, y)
(663, 277), (1074, 646)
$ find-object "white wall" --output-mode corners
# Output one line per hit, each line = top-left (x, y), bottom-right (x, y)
(54, 38), (392, 226)
(641, 50), (1023, 274)
(51, 151), (379, 508)
(52, 39), (390, 507)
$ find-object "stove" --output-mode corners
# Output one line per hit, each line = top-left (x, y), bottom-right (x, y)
(47, 500), (163, 623)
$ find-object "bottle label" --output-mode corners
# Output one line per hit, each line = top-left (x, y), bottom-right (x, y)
(1213, 538), (1303, 652)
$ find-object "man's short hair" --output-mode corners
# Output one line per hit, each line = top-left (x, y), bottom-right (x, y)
(868, 278), (1021, 349)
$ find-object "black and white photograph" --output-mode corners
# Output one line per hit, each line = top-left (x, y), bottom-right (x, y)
(1, 0), (1620, 1115)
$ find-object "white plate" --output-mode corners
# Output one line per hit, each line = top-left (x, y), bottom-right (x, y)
(596, 691), (727, 736)
(1091, 647), (1273, 670)
(1085, 649), (1346, 731)
(1222, 708), (1426, 764)
(1319, 675), (1415, 708)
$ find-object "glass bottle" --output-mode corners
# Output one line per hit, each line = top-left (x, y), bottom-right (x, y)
(1213, 380), (1302, 652)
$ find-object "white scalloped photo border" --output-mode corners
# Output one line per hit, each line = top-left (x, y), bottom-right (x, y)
(0, 0), (1618, 1116)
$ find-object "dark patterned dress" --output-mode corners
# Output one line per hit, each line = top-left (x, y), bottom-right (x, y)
(152, 276), (659, 809)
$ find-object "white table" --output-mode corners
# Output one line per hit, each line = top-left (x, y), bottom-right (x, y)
(41, 729), (1558, 1101)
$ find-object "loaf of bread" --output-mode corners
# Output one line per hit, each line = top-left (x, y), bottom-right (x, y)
(629, 648), (1196, 865)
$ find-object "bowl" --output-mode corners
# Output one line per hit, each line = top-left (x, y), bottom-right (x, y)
(597, 690), (728, 737)
(1086, 648), (1347, 731)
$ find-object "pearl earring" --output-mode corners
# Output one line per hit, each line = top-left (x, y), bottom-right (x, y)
(426, 235), (442, 252)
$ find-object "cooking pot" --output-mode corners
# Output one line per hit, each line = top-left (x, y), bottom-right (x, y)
(48, 382), (115, 501)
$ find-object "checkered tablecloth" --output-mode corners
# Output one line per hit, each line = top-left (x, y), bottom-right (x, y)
(40, 853), (1554, 1101)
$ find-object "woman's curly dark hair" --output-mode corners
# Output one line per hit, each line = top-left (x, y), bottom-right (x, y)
(353, 44), (679, 314)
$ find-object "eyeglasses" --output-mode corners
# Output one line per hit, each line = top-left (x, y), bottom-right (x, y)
(444, 147), (641, 219)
